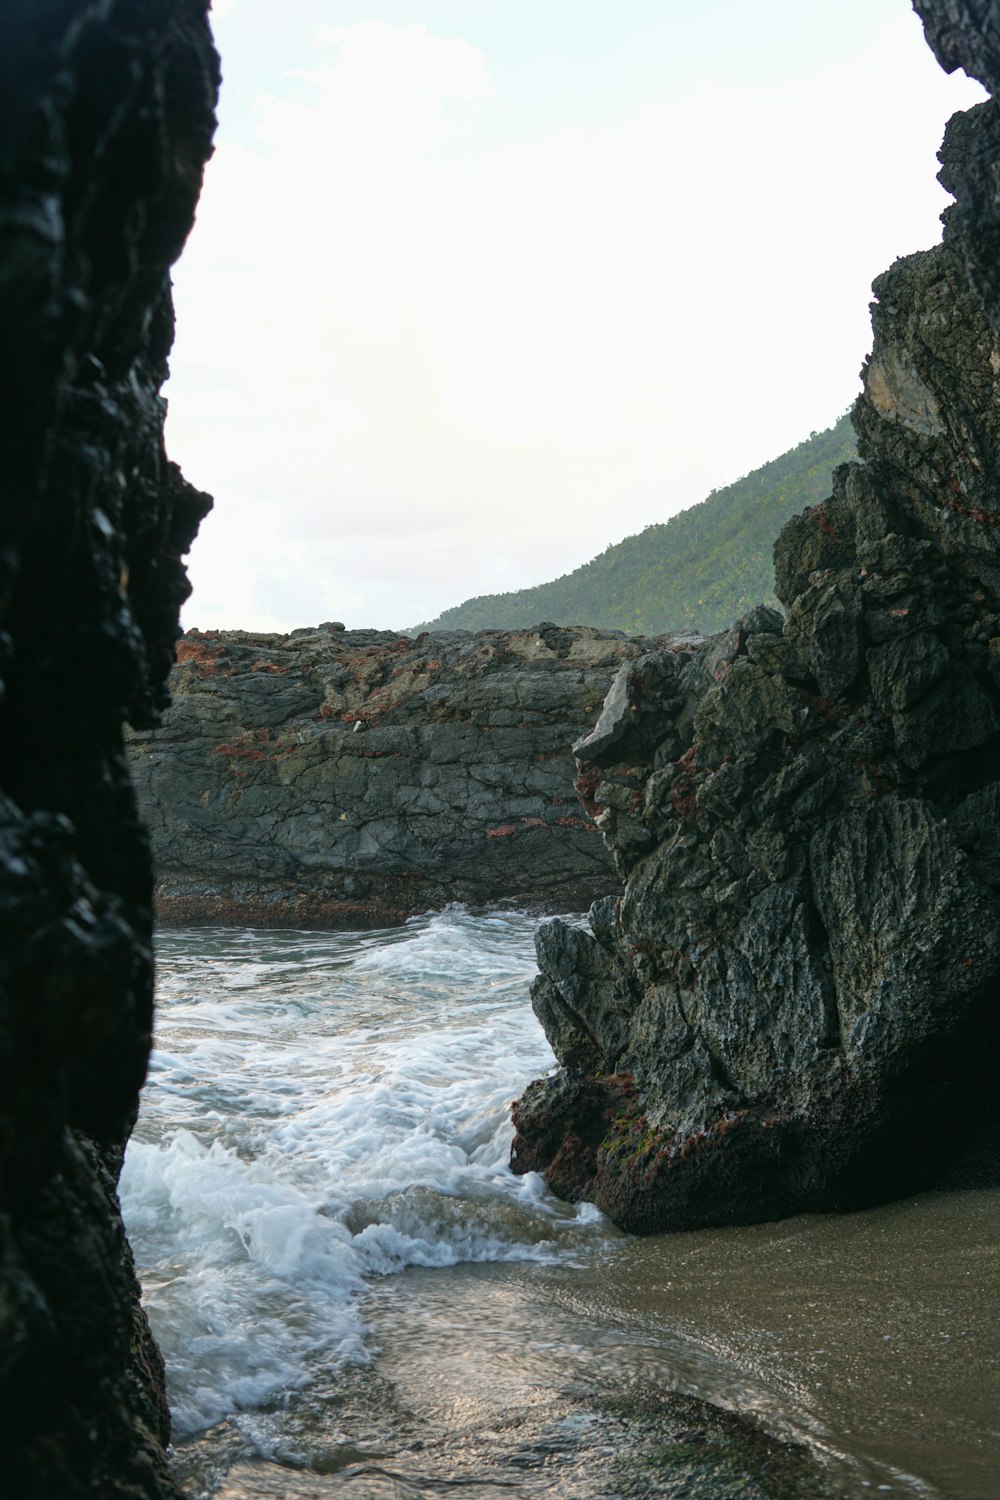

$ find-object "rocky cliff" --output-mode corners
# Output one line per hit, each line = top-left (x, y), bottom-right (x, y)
(512, 0), (1000, 1233)
(126, 624), (686, 927)
(0, 3), (215, 1495)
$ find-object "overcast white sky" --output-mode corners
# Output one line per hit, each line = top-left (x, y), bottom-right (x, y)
(167, 0), (985, 633)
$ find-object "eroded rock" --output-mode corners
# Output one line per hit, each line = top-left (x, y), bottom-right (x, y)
(1, 3), (216, 1493)
(512, 4), (1000, 1233)
(125, 625), (694, 927)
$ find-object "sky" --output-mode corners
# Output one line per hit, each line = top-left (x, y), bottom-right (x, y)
(166, 0), (986, 634)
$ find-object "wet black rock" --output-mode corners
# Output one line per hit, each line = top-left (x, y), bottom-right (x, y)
(512, 1), (1000, 1233)
(126, 625), (694, 927)
(0, 3), (216, 1494)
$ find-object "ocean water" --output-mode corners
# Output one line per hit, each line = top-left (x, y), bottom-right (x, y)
(121, 909), (1000, 1499)
(122, 910), (612, 1437)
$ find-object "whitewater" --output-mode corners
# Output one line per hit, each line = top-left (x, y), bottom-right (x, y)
(121, 910), (613, 1437)
(121, 908), (1000, 1499)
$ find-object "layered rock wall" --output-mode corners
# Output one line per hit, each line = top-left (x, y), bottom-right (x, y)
(0, 3), (215, 1494)
(126, 625), (682, 927)
(512, 1), (1000, 1232)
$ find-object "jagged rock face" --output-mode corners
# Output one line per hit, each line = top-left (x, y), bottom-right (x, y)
(1, 3), (216, 1495)
(512, 12), (1000, 1233)
(914, 1), (1000, 351)
(126, 624), (686, 927)
(914, 0), (1000, 94)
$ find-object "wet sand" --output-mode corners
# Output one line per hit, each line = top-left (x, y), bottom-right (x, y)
(177, 1188), (999, 1498)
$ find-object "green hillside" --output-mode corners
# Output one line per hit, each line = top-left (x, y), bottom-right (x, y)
(413, 413), (856, 636)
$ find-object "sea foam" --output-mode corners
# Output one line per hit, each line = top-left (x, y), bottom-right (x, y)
(121, 908), (612, 1437)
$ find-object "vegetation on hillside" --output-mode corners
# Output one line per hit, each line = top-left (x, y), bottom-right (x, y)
(412, 413), (857, 636)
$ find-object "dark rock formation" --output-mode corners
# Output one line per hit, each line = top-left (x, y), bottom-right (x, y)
(126, 624), (688, 927)
(1, 3), (216, 1495)
(512, 2), (1000, 1233)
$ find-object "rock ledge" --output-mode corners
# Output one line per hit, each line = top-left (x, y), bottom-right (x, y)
(127, 624), (694, 927)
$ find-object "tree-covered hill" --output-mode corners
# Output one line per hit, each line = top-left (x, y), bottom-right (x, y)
(412, 413), (856, 636)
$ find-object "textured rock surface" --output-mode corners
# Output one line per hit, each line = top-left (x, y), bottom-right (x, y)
(126, 624), (688, 927)
(512, 4), (1000, 1233)
(0, 3), (215, 1495)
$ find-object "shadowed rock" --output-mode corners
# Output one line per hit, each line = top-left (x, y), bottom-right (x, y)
(512, 1), (1000, 1233)
(0, 2), (216, 1493)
